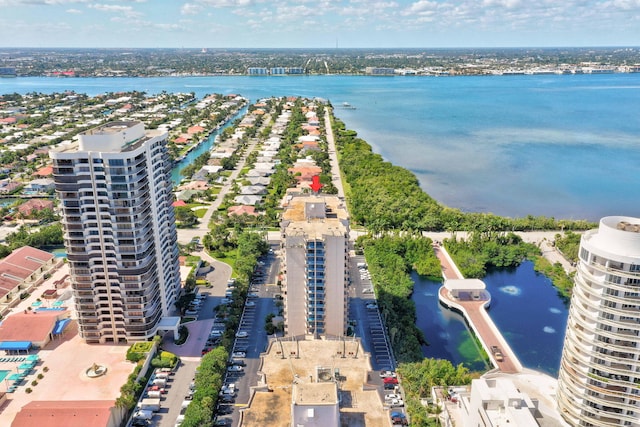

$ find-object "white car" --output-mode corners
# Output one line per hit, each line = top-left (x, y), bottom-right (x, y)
(245, 301), (256, 307)
(362, 288), (374, 294)
(227, 365), (243, 372)
(366, 303), (378, 310)
(388, 399), (404, 408)
(236, 331), (249, 338)
(231, 351), (246, 358)
(380, 370), (397, 378)
(385, 393), (401, 401)
(221, 298), (232, 305)
(247, 293), (259, 299)
(185, 309), (198, 316)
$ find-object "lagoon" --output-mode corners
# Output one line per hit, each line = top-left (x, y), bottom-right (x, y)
(413, 260), (568, 376)
(2, 74), (639, 221)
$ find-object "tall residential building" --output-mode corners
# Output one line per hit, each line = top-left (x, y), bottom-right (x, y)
(557, 216), (640, 427)
(281, 194), (349, 337)
(50, 121), (181, 344)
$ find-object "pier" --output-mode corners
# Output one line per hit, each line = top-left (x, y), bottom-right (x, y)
(433, 243), (523, 374)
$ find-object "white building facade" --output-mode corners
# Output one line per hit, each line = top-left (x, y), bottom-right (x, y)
(50, 121), (181, 344)
(557, 216), (640, 426)
(281, 195), (349, 338)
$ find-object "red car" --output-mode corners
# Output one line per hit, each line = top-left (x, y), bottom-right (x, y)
(383, 377), (399, 385)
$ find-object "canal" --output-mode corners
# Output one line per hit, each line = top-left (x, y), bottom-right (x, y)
(413, 260), (569, 376)
(170, 105), (248, 185)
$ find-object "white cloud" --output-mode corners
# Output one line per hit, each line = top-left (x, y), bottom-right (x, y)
(89, 3), (142, 17)
(181, 2), (203, 15)
(195, 0), (254, 7)
(66, 7), (82, 12)
(0, 0), (87, 4)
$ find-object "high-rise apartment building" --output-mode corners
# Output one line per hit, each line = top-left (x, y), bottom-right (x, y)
(281, 194), (349, 337)
(50, 121), (181, 344)
(557, 216), (640, 427)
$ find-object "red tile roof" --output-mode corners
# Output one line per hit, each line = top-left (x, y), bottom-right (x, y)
(228, 205), (259, 216)
(0, 309), (68, 343)
(187, 125), (205, 134)
(172, 200), (187, 207)
(0, 246), (54, 298)
(18, 199), (54, 216)
(11, 400), (115, 427)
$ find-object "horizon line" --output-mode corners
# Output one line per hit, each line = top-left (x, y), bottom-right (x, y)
(1, 45), (640, 50)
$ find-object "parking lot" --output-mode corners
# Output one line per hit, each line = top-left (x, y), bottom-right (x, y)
(349, 255), (395, 371)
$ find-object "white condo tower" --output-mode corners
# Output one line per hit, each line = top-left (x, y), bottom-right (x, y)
(557, 216), (640, 426)
(50, 121), (181, 343)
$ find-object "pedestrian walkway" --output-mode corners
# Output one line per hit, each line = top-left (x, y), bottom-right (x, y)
(433, 244), (522, 373)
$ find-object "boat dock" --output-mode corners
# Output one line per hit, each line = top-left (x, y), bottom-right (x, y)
(433, 243), (523, 374)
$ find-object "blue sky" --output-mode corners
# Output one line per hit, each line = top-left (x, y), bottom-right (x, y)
(1, 0), (639, 48)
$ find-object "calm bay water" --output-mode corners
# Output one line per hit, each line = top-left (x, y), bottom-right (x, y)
(413, 261), (568, 375)
(2, 74), (639, 221)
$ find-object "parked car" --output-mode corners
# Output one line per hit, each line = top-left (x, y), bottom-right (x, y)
(228, 359), (246, 367)
(384, 382), (398, 390)
(365, 303), (378, 310)
(384, 377), (399, 385)
(390, 411), (408, 424)
(220, 384), (236, 395)
(216, 404), (234, 415)
(185, 309), (199, 316)
(236, 331), (249, 338)
(231, 351), (246, 358)
(227, 365), (243, 372)
(245, 301), (256, 307)
(247, 292), (259, 299)
(219, 394), (235, 403)
(380, 370), (396, 378)
(388, 398), (404, 408)
(385, 393), (402, 401)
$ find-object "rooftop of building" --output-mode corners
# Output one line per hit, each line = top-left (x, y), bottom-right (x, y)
(241, 337), (388, 427)
(292, 381), (338, 406)
(281, 194), (349, 237)
(444, 369), (570, 427)
(83, 120), (138, 136)
(50, 121), (165, 155)
(11, 400), (116, 427)
(0, 309), (68, 344)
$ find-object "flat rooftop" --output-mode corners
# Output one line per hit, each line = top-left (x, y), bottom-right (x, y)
(241, 337), (388, 427)
(293, 381), (338, 405)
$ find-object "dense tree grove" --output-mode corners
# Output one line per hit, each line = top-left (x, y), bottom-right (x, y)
(181, 346), (229, 427)
(359, 234), (441, 362)
(444, 232), (539, 278)
(554, 230), (582, 263)
(5, 223), (63, 250)
(397, 359), (474, 427)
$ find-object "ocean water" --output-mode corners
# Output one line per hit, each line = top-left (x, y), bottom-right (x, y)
(2, 74), (639, 221)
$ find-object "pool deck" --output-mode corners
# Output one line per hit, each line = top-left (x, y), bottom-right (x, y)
(0, 262), (134, 425)
(434, 244), (522, 374)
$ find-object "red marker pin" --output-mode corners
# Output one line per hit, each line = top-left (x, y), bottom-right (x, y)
(310, 175), (323, 193)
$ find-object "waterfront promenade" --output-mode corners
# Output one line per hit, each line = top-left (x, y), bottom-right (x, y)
(434, 244), (523, 374)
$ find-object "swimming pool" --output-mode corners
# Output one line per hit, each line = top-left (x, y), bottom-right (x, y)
(0, 370), (10, 382)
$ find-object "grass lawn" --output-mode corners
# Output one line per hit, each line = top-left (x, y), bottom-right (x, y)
(212, 249), (237, 277)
